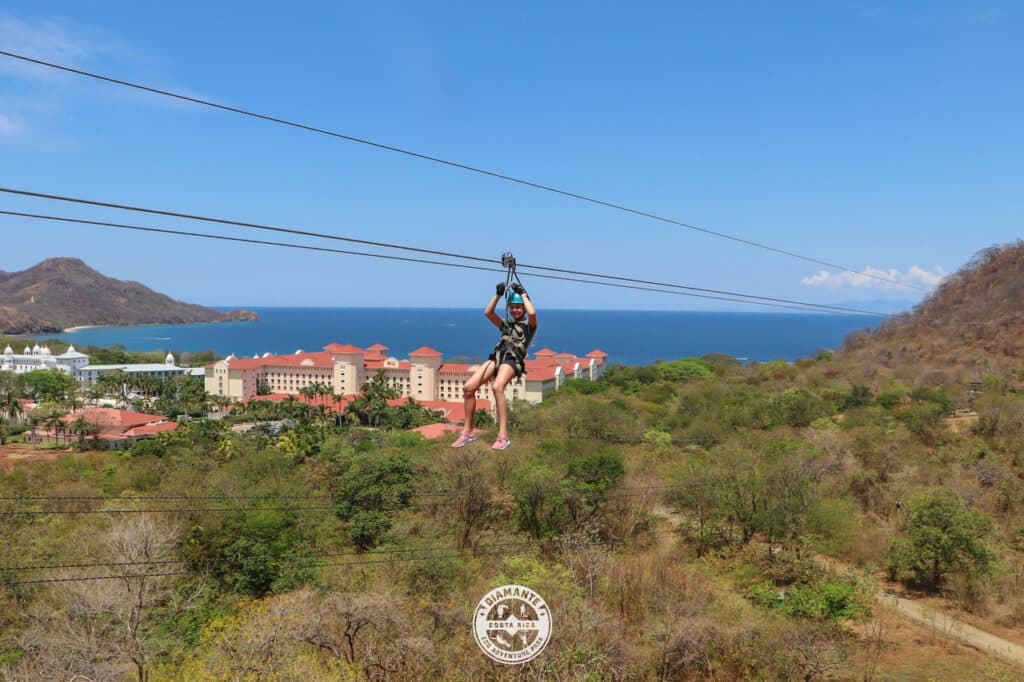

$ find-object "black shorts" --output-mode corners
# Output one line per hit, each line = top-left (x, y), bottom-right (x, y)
(488, 350), (524, 378)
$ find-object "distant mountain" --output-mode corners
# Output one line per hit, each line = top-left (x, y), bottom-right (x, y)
(0, 258), (258, 335)
(842, 242), (1023, 378)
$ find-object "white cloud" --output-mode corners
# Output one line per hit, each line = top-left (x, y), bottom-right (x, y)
(0, 15), (92, 77)
(0, 113), (20, 137)
(801, 265), (946, 290)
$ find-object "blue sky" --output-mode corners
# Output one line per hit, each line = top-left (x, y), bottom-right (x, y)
(1, 2), (1020, 311)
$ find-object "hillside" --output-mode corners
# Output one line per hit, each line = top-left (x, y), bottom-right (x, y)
(0, 258), (257, 334)
(843, 241), (1024, 381)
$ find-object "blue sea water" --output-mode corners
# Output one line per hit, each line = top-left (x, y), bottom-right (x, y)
(57, 307), (879, 366)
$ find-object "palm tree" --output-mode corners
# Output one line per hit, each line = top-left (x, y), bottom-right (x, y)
(1, 392), (22, 423)
(64, 381), (84, 414)
(42, 411), (66, 447)
(69, 415), (100, 451)
(84, 383), (105, 407)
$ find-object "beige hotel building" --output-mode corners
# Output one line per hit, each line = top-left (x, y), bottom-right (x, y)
(205, 342), (608, 405)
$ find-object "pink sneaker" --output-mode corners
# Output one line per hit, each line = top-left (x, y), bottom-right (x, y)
(451, 432), (476, 448)
(491, 435), (511, 451)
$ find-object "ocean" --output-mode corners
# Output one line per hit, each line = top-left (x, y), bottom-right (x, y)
(54, 307), (879, 367)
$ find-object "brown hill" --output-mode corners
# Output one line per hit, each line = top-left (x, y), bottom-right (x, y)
(843, 241), (1024, 382)
(0, 258), (258, 334)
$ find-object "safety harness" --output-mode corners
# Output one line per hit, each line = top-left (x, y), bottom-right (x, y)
(493, 252), (532, 380)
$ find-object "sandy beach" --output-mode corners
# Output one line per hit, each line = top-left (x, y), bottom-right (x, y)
(63, 325), (97, 333)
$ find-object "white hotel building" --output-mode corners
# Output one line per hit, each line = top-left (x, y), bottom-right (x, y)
(1, 344), (90, 375)
(204, 343), (608, 405)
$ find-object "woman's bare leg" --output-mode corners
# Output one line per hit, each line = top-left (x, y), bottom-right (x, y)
(461, 360), (496, 434)
(491, 363), (517, 438)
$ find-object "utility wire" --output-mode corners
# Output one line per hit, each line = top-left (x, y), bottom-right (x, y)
(0, 540), (535, 573)
(3, 570), (200, 586)
(0, 49), (923, 292)
(0, 494), (332, 501)
(0, 505), (337, 516)
(0, 485), (677, 504)
(0, 549), (514, 587)
(0, 535), (681, 585)
(0, 205), (887, 316)
(0, 485), (682, 517)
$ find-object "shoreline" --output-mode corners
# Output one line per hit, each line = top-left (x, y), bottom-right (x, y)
(63, 325), (98, 333)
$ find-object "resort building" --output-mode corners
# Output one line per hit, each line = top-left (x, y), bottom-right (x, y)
(76, 353), (204, 383)
(25, 407), (178, 449)
(204, 342), (608, 406)
(1, 344), (90, 375)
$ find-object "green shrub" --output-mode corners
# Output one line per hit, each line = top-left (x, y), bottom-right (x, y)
(756, 360), (792, 380)
(748, 578), (867, 621)
(642, 428), (674, 452)
(511, 464), (569, 539)
(564, 448), (625, 521)
(875, 386), (907, 409)
(404, 556), (466, 598)
(333, 451), (415, 549)
(770, 388), (825, 427)
(656, 358), (714, 382)
(896, 402), (948, 444)
(838, 385), (873, 411)
(910, 386), (954, 415)
(886, 489), (994, 590)
(560, 378), (606, 395)
(128, 438), (167, 458)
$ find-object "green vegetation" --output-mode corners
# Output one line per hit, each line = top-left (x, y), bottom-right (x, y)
(2, 262), (1024, 680)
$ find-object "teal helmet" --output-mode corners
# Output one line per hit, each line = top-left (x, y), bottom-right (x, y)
(509, 293), (524, 305)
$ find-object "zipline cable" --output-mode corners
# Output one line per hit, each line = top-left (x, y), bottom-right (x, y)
(0, 50), (923, 292)
(0, 188), (890, 314)
(0, 205), (888, 316)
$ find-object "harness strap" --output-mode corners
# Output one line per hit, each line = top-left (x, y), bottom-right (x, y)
(501, 251), (517, 324)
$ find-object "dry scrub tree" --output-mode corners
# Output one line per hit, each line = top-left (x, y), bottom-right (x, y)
(8, 515), (190, 682)
(860, 597), (899, 682)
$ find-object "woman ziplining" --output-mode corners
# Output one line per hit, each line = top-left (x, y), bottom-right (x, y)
(452, 253), (537, 451)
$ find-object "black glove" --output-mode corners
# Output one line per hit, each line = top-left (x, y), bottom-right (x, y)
(511, 282), (526, 295)
(496, 282), (506, 296)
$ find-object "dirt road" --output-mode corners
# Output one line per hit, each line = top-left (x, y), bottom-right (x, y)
(881, 591), (1024, 668)
(651, 506), (1024, 671)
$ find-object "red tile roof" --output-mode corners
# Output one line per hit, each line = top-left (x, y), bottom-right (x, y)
(438, 363), (471, 374)
(409, 346), (442, 356)
(249, 393), (291, 403)
(123, 422), (179, 437)
(323, 343), (364, 354)
(61, 408), (168, 429)
(586, 349), (608, 358)
(523, 363), (562, 381)
(382, 398), (489, 424)
(534, 348), (556, 357)
(366, 343), (389, 352)
(364, 352), (386, 362)
(228, 351), (334, 369)
(413, 423), (461, 440)
(251, 392), (350, 413)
